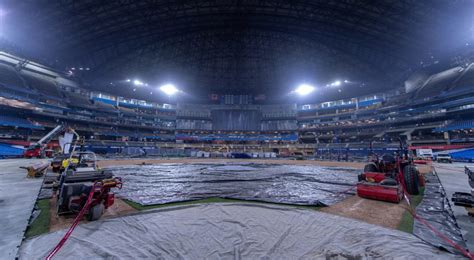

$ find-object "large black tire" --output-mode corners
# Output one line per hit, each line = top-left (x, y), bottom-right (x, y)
(364, 163), (378, 173)
(403, 165), (420, 195)
(88, 203), (104, 221)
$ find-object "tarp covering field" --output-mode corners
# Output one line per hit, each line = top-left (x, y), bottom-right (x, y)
(110, 163), (359, 206)
(0, 159), (45, 259)
(20, 204), (457, 259)
(414, 171), (467, 255)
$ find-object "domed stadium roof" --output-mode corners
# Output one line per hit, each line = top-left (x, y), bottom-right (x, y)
(4, 1), (473, 100)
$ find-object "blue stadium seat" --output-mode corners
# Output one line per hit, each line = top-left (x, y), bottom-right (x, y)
(434, 120), (474, 132)
(0, 143), (24, 158)
(0, 115), (43, 129)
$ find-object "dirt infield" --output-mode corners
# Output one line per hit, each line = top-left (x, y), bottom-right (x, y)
(98, 158), (366, 169)
(49, 197), (136, 232)
(320, 196), (408, 229)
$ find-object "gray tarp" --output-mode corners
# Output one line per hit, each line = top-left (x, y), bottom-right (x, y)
(413, 171), (467, 255)
(20, 203), (457, 259)
(0, 159), (46, 260)
(111, 163), (358, 206)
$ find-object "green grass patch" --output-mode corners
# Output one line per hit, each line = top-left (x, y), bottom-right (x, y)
(25, 199), (50, 238)
(123, 197), (322, 211)
(397, 187), (425, 233)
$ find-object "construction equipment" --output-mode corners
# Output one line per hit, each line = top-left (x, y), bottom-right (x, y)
(50, 154), (69, 173)
(24, 125), (66, 158)
(51, 140), (85, 173)
(55, 151), (122, 220)
(357, 139), (422, 203)
(357, 154), (421, 203)
(452, 167), (474, 215)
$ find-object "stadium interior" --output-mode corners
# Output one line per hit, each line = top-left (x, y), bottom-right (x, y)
(0, 1), (474, 259)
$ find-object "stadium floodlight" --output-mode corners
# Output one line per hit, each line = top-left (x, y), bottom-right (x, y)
(295, 84), (315, 96)
(160, 84), (179, 96)
(133, 79), (144, 86)
(126, 79), (131, 82)
(329, 80), (341, 87)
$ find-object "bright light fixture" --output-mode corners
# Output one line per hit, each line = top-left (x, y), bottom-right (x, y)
(126, 79), (131, 82)
(133, 79), (144, 86)
(295, 84), (315, 95)
(328, 80), (342, 87)
(160, 84), (179, 96)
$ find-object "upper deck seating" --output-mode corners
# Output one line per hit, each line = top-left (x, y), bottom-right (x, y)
(0, 115), (43, 129)
(0, 63), (27, 90)
(415, 67), (463, 99)
(450, 65), (474, 91)
(21, 72), (63, 100)
(64, 91), (95, 109)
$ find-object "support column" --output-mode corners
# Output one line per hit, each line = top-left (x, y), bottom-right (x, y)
(444, 132), (451, 145)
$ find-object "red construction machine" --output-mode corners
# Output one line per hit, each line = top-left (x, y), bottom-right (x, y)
(24, 125), (66, 158)
(55, 151), (122, 220)
(356, 153), (422, 203)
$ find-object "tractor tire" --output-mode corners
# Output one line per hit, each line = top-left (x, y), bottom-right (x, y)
(403, 165), (420, 195)
(88, 203), (104, 221)
(364, 163), (378, 173)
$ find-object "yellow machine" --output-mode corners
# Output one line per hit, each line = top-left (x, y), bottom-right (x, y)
(61, 157), (79, 169)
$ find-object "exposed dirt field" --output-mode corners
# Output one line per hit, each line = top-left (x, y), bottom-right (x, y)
(320, 195), (408, 229)
(322, 163), (431, 230)
(49, 196), (136, 232)
(467, 207), (474, 217)
(415, 163), (433, 175)
(97, 158), (366, 169)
